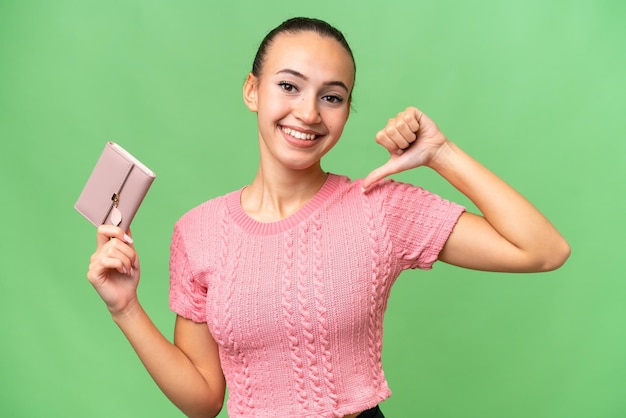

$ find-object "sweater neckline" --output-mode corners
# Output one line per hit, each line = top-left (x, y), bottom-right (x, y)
(227, 173), (342, 235)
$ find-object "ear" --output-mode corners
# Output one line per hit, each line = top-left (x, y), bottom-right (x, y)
(243, 73), (259, 112)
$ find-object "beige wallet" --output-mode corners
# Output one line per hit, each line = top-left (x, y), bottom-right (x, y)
(74, 142), (156, 231)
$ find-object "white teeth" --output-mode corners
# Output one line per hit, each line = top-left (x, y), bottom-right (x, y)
(282, 127), (317, 141)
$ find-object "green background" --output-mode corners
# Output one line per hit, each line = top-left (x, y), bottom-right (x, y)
(1, 1), (624, 417)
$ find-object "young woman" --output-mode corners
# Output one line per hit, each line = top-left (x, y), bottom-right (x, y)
(87, 17), (570, 418)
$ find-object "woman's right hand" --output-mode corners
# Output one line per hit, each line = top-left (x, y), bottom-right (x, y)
(87, 225), (140, 315)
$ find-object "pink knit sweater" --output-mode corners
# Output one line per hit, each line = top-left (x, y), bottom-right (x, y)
(169, 174), (464, 417)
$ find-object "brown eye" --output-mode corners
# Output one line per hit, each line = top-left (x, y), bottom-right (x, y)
(278, 82), (297, 92)
(322, 95), (343, 104)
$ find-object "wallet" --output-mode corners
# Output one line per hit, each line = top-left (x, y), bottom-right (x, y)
(74, 142), (156, 231)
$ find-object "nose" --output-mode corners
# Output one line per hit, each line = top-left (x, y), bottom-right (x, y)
(293, 95), (321, 125)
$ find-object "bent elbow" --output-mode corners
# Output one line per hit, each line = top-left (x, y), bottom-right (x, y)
(209, 402), (224, 418)
(205, 394), (225, 418)
(186, 395), (224, 418)
(537, 239), (571, 272)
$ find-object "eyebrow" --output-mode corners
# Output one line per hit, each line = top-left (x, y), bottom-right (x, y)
(276, 68), (350, 92)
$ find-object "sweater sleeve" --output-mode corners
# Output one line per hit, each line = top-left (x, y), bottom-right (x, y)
(169, 222), (207, 323)
(380, 180), (465, 270)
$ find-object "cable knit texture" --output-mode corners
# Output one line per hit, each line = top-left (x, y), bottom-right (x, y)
(169, 174), (465, 417)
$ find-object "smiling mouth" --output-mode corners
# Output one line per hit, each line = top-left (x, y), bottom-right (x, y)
(281, 126), (319, 141)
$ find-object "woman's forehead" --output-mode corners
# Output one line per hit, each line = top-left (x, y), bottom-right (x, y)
(263, 32), (355, 85)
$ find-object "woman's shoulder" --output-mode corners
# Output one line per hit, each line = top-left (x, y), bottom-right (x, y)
(174, 188), (241, 230)
(334, 173), (427, 198)
(329, 174), (442, 212)
(340, 175), (463, 217)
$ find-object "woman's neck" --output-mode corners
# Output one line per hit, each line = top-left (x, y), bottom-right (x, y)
(241, 165), (328, 222)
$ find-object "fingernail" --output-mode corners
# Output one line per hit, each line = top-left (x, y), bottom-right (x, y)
(397, 149), (404, 155)
(123, 234), (134, 244)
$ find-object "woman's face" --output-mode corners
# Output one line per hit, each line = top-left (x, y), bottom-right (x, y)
(244, 31), (355, 172)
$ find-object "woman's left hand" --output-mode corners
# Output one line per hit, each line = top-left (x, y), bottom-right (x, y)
(362, 107), (448, 190)
(362, 107), (570, 272)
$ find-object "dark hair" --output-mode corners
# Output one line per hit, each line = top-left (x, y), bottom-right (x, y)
(251, 17), (356, 80)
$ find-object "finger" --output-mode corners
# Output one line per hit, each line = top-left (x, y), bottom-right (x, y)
(96, 225), (134, 248)
(393, 118), (417, 147)
(95, 240), (136, 272)
(107, 235), (137, 257)
(402, 108), (421, 133)
(375, 130), (403, 152)
(124, 228), (137, 268)
(100, 255), (130, 276)
(88, 252), (129, 282)
(394, 108), (423, 147)
(362, 160), (401, 191)
(379, 111), (421, 154)
(377, 125), (411, 154)
(96, 226), (138, 275)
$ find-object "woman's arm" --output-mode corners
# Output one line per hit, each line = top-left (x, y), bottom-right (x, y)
(111, 304), (225, 418)
(87, 226), (226, 418)
(362, 107), (570, 272)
